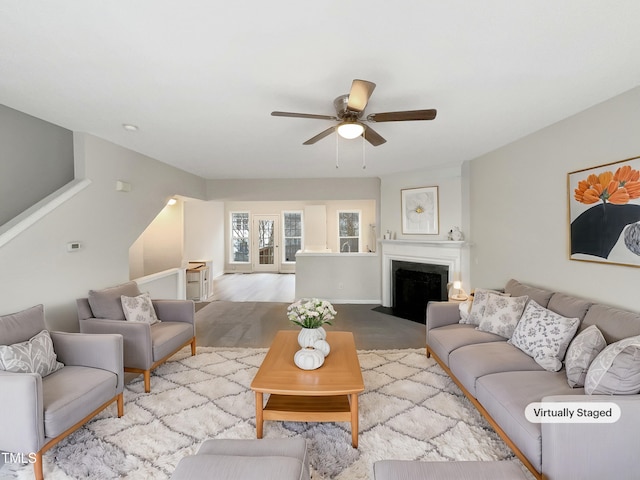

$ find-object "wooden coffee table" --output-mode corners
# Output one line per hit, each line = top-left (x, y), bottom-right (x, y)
(250, 330), (365, 447)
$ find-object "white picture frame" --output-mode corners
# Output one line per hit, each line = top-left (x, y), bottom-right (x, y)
(401, 186), (439, 235)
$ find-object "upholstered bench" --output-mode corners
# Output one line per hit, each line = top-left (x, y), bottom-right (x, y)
(172, 438), (309, 480)
(373, 460), (529, 480)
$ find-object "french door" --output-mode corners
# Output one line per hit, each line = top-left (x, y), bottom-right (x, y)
(252, 215), (280, 272)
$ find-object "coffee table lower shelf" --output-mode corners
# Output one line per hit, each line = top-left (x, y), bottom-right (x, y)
(255, 392), (359, 447)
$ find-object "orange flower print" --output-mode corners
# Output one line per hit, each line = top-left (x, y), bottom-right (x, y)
(574, 165), (640, 205)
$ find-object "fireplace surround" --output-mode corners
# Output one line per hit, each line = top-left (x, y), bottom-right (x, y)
(380, 239), (464, 313)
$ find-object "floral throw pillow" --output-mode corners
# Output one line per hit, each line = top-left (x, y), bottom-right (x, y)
(0, 330), (64, 377)
(477, 294), (528, 338)
(121, 293), (160, 325)
(509, 300), (580, 372)
(585, 335), (640, 395)
(464, 288), (510, 325)
(565, 325), (607, 387)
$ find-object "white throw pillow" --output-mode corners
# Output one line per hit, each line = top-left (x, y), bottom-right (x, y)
(0, 330), (64, 377)
(565, 325), (607, 387)
(476, 294), (528, 338)
(464, 288), (510, 325)
(509, 300), (580, 372)
(121, 293), (160, 325)
(585, 335), (640, 395)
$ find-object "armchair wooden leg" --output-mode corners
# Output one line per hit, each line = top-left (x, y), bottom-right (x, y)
(190, 337), (196, 356)
(34, 452), (43, 480)
(117, 392), (124, 417)
(144, 370), (151, 393)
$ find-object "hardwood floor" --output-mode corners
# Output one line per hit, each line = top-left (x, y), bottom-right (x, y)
(197, 273), (426, 350)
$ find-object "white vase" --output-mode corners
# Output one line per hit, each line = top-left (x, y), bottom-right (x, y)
(294, 347), (325, 370)
(298, 327), (326, 348)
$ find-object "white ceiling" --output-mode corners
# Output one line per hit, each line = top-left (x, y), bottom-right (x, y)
(1, 1), (639, 179)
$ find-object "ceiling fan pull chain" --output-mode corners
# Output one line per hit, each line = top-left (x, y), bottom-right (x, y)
(362, 134), (366, 170)
(336, 133), (340, 169)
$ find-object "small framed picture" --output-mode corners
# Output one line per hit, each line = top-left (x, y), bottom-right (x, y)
(401, 186), (439, 235)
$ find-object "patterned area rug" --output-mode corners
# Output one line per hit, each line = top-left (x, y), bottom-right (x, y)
(8, 347), (529, 479)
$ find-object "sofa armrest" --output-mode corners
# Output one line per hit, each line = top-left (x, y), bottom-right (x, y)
(152, 299), (195, 326)
(50, 332), (124, 393)
(0, 371), (44, 453)
(79, 318), (153, 369)
(426, 301), (461, 332)
(541, 394), (640, 480)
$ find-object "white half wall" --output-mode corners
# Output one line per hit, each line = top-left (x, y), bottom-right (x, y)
(468, 86), (640, 310)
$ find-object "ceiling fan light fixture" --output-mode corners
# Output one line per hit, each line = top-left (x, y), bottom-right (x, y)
(337, 121), (364, 139)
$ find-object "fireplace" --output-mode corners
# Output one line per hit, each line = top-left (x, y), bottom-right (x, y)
(392, 260), (448, 324)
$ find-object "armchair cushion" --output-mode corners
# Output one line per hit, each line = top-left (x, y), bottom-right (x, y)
(42, 365), (118, 437)
(152, 322), (195, 361)
(0, 330), (64, 377)
(88, 281), (141, 320)
(122, 292), (160, 325)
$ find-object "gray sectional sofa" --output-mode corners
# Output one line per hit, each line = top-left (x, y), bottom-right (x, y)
(426, 279), (640, 480)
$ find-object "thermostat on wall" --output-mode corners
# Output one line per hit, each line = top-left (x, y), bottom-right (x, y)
(67, 241), (82, 252)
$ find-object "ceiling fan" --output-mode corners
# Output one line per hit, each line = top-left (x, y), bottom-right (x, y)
(271, 79), (437, 147)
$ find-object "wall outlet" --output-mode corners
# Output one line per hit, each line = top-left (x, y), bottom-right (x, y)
(67, 241), (82, 252)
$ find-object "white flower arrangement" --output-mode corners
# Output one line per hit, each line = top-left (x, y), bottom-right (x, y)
(287, 298), (337, 329)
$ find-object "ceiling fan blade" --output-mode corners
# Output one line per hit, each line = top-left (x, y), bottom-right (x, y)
(347, 79), (376, 112)
(271, 111), (338, 121)
(363, 126), (386, 146)
(367, 109), (437, 122)
(303, 126), (335, 145)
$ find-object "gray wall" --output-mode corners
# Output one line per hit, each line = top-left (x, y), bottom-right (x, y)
(0, 104), (74, 225)
(467, 86), (640, 311)
(0, 133), (206, 331)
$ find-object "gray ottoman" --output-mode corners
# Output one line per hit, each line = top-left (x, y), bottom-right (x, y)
(374, 460), (529, 479)
(172, 438), (309, 480)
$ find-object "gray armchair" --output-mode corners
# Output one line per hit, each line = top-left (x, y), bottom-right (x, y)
(0, 304), (124, 480)
(77, 281), (196, 393)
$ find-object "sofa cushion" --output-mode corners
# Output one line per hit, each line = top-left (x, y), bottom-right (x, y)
(477, 294), (528, 338)
(565, 325), (607, 387)
(504, 279), (553, 308)
(581, 304), (640, 344)
(508, 300), (580, 372)
(0, 304), (47, 345)
(42, 365), (117, 437)
(88, 281), (141, 320)
(427, 324), (504, 367)
(585, 335), (640, 395)
(475, 370), (585, 472)
(0, 329), (64, 377)
(449, 342), (543, 397)
(465, 288), (509, 325)
(547, 292), (592, 321)
(121, 292), (160, 325)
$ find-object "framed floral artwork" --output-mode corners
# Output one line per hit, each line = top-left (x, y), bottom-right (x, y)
(401, 186), (439, 235)
(568, 155), (640, 267)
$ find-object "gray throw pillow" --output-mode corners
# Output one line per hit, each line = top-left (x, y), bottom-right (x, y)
(509, 300), (580, 372)
(88, 281), (141, 320)
(464, 288), (510, 325)
(585, 335), (640, 395)
(121, 293), (160, 325)
(565, 325), (606, 387)
(477, 294), (528, 338)
(0, 330), (64, 377)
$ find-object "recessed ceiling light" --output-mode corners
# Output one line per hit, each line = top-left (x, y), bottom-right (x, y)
(122, 124), (139, 132)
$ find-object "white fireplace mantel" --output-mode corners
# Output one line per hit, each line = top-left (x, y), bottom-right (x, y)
(379, 239), (465, 307)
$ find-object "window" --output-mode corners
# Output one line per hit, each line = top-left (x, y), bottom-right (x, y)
(338, 211), (360, 253)
(230, 212), (249, 262)
(283, 211), (303, 262)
